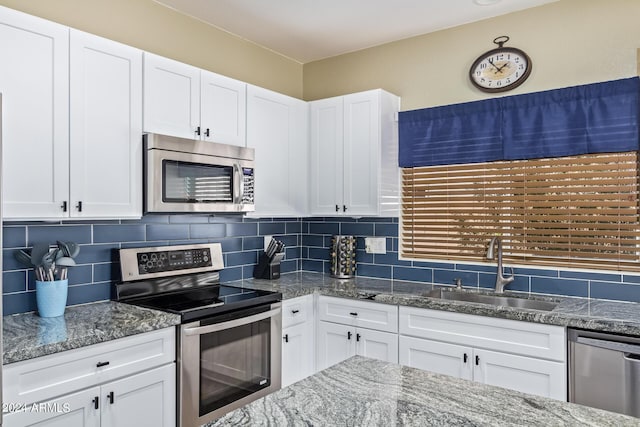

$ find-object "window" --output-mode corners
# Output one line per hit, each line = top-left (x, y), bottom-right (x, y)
(401, 151), (640, 271)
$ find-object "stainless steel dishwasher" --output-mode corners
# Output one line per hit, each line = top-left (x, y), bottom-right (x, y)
(568, 328), (640, 417)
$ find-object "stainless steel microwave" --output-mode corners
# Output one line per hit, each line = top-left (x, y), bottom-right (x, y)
(144, 133), (255, 213)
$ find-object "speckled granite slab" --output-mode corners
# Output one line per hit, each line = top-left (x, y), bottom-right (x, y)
(235, 271), (640, 336)
(2, 301), (180, 365)
(206, 356), (639, 426)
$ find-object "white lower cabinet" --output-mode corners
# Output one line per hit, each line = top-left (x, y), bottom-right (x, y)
(4, 387), (101, 427)
(474, 348), (565, 399)
(399, 306), (566, 400)
(4, 365), (174, 427)
(100, 364), (175, 427)
(281, 295), (316, 387)
(317, 321), (398, 370)
(3, 328), (176, 427)
(399, 335), (473, 380)
(316, 296), (399, 370)
(317, 322), (355, 369)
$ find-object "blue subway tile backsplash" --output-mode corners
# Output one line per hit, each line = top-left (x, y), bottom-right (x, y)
(590, 281), (640, 303)
(3, 215), (640, 315)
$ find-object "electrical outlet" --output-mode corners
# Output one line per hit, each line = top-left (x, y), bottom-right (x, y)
(365, 237), (386, 254)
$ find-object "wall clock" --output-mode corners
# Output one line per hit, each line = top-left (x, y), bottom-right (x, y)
(469, 36), (532, 93)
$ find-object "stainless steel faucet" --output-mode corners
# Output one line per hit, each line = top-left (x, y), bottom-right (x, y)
(486, 237), (514, 293)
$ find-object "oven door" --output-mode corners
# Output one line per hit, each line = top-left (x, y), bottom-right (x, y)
(179, 302), (282, 426)
(146, 147), (255, 213)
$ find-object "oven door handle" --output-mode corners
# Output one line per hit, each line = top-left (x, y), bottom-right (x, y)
(183, 307), (281, 336)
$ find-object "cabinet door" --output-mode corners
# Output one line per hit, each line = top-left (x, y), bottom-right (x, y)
(143, 52), (200, 139)
(0, 6), (69, 219)
(309, 97), (343, 215)
(317, 321), (355, 371)
(282, 321), (315, 387)
(356, 328), (398, 363)
(473, 348), (566, 400)
(399, 336), (473, 381)
(3, 386), (100, 427)
(69, 30), (142, 219)
(101, 364), (176, 427)
(342, 90), (380, 216)
(246, 85), (308, 217)
(200, 70), (246, 146)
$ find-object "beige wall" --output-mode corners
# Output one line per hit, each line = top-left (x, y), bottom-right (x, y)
(0, 0), (304, 98)
(303, 0), (640, 111)
(3, 0), (638, 108)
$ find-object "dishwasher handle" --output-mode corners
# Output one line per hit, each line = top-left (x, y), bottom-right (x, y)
(576, 335), (640, 356)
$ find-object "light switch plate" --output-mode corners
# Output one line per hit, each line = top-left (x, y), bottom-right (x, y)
(365, 237), (387, 254)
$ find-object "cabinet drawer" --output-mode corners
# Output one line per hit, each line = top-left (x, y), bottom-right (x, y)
(399, 306), (565, 361)
(282, 294), (314, 329)
(318, 296), (398, 333)
(4, 327), (175, 404)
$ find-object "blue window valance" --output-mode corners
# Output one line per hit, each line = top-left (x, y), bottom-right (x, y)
(399, 77), (640, 167)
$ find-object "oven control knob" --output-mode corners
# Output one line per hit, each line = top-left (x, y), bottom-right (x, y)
(141, 254), (148, 262)
(203, 255), (209, 262)
(150, 254), (158, 261)
(146, 261), (153, 268)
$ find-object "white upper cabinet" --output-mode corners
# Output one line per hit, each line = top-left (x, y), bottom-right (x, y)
(69, 30), (142, 219)
(309, 97), (343, 216)
(143, 52), (247, 146)
(0, 7), (143, 220)
(201, 70), (246, 146)
(143, 53), (200, 140)
(309, 89), (400, 217)
(246, 85), (308, 217)
(0, 6), (70, 219)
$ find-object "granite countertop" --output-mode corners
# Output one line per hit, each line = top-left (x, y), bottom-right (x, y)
(2, 301), (181, 365)
(237, 271), (640, 336)
(207, 356), (639, 426)
(6, 269), (640, 365)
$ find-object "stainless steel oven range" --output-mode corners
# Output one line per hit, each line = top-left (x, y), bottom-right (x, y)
(116, 243), (282, 426)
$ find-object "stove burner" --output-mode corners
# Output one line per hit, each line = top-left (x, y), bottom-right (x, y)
(119, 283), (280, 322)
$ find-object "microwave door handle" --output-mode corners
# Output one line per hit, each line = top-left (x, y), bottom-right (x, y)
(183, 307), (281, 336)
(233, 163), (244, 204)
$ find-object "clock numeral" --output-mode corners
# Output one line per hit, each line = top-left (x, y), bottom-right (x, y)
(480, 63), (487, 69)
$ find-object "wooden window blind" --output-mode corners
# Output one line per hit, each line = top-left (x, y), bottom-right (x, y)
(401, 152), (640, 271)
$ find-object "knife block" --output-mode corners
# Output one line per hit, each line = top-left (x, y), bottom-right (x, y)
(253, 252), (284, 280)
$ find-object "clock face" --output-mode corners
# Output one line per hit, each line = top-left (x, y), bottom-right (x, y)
(469, 47), (532, 93)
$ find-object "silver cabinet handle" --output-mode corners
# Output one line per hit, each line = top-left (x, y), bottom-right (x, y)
(183, 307), (281, 336)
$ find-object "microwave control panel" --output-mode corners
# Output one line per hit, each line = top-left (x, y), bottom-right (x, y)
(137, 247), (211, 274)
(243, 168), (255, 204)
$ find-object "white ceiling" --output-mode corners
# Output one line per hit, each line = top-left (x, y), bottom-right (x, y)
(153, 0), (557, 64)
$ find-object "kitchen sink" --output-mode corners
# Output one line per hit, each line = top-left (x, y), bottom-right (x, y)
(422, 289), (558, 311)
